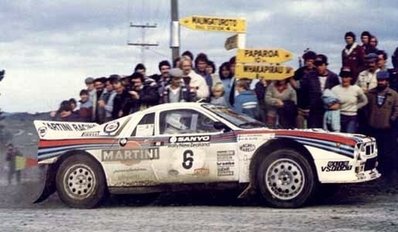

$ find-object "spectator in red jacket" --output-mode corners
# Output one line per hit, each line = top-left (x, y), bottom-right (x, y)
(342, 31), (365, 82)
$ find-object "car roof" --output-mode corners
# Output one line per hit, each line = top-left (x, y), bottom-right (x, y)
(140, 102), (207, 113)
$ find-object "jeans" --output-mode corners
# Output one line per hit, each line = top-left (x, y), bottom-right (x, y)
(341, 114), (357, 133)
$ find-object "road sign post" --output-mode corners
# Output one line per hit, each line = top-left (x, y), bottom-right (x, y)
(236, 48), (293, 64)
(179, 16), (246, 33)
(225, 34), (238, 50)
(235, 63), (294, 80)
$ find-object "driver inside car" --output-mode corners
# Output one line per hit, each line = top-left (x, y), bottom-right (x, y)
(164, 113), (190, 134)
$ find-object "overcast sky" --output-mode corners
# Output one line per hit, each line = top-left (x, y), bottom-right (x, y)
(0, 0), (397, 112)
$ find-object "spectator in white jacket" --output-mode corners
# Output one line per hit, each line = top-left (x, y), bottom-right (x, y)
(180, 57), (209, 100)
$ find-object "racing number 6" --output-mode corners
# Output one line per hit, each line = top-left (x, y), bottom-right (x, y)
(182, 150), (194, 169)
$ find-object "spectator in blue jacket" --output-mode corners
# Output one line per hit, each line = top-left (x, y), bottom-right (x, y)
(233, 79), (259, 119)
(322, 89), (341, 132)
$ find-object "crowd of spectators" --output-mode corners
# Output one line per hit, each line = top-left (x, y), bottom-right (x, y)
(51, 31), (398, 178)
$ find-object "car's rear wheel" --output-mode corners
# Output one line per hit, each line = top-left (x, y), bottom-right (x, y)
(56, 155), (107, 208)
(256, 149), (317, 208)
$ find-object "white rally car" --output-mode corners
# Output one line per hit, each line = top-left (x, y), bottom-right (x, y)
(34, 103), (380, 208)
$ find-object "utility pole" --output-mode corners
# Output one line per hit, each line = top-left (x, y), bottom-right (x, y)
(170, 0), (180, 62)
(128, 23), (158, 64)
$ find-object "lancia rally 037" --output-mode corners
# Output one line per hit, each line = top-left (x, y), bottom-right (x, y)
(34, 103), (380, 208)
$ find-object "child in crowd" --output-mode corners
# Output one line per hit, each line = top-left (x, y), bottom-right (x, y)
(322, 89), (341, 132)
(210, 83), (228, 106)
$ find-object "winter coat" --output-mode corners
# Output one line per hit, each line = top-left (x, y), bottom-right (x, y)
(294, 66), (317, 109)
(277, 100), (298, 129)
(234, 90), (259, 119)
(265, 82), (297, 117)
(131, 84), (159, 113)
(366, 87), (398, 129)
(210, 96), (228, 106)
(161, 84), (196, 103)
(112, 89), (133, 119)
(301, 70), (340, 113)
(342, 42), (365, 80)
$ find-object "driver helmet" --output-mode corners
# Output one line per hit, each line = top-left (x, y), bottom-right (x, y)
(166, 114), (188, 130)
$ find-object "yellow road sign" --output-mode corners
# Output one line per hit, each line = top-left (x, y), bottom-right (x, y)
(235, 63), (294, 80)
(179, 16), (246, 33)
(237, 48), (293, 64)
(225, 34), (239, 50)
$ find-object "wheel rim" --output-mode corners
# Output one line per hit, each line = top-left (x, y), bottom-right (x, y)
(264, 158), (305, 200)
(63, 164), (96, 200)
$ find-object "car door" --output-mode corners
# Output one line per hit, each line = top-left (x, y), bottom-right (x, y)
(102, 113), (161, 187)
(151, 108), (239, 183)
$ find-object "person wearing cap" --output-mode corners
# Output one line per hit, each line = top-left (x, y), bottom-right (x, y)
(85, 77), (95, 92)
(342, 31), (366, 82)
(364, 70), (398, 178)
(356, 53), (380, 93)
(331, 67), (368, 133)
(84, 77), (96, 105)
(161, 68), (196, 103)
(292, 50), (317, 129)
(301, 54), (340, 128)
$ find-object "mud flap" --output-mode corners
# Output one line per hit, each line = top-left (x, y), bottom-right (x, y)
(33, 164), (57, 203)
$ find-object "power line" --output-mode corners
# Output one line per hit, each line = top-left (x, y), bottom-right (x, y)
(127, 22), (159, 64)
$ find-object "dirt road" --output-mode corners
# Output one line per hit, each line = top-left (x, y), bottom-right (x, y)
(0, 179), (398, 232)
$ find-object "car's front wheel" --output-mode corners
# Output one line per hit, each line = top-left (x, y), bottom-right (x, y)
(256, 149), (317, 208)
(56, 154), (107, 208)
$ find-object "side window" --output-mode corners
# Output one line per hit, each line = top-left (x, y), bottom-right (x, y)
(131, 113), (155, 136)
(159, 109), (219, 135)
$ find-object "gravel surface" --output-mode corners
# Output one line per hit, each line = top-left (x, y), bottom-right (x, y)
(1, 117), (398, 231)
(1, 178), (398, 232)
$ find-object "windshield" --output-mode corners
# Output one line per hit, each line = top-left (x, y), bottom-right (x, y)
(202, 104), (266, 129)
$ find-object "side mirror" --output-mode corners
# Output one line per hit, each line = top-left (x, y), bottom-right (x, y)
(214, 121), (231, 132)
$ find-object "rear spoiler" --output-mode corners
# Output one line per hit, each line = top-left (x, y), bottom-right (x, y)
(34, 120), (98, 140)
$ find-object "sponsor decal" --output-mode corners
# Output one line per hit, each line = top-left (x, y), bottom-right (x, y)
(194, 168), (210, 176)
(238, 133), (274, 141)
(169, 135), (211, 143)
(38, 126), (47, 137)
(321, 161), (353, 172)
(81, 131), (100, 137)
(43, 122), (96, 131)
(168, 143), (210, 148)
(217, 150), (235, 176)
(104, 121), (120, 133)
(168, 135), (211, 148)
(101, 147), (159, 162)
(119, 138), (128, 147)
(239, 144), (256, 152)
(356, 173), (366, 180)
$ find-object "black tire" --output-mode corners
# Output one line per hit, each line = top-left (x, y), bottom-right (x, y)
(56, 154), (107, 208)
(256, 149), (317, 208)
